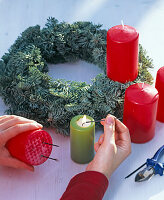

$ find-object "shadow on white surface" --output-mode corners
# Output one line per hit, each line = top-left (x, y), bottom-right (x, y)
(0, 0), (161, 58)
(48, 60), (103, 84)
(0, 98), (8, 115)
(70, 0), (108, 22)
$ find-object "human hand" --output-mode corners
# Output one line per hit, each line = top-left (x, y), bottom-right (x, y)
(86, 114), (131, 179)
(0, 115), (42, 171)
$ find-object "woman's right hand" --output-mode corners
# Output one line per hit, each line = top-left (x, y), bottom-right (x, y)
(86, 114), (131, 179)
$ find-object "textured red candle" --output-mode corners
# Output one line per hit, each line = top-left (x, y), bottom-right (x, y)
(123, 83), (159, 143)
(155, 66), (164, 122)
(6, 129), (52, 166)
(107, 25), (139, 83)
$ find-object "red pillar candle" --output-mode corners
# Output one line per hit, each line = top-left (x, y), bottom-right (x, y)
(6, 129), (52, 166)
(155, 66), (164, 122)
(123, 83), (159, 143)
(107, 25), (139, 83)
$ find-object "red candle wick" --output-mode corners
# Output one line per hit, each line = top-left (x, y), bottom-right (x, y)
(121, 20), (124, 29)
(141, 82), (144, 91)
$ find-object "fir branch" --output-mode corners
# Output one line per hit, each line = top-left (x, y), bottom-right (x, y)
(0, 18), (153, 135)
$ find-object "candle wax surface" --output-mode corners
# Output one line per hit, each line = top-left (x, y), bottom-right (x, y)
(70, 115), (95, 164)
(106, 24), (139, 83)
(126, 83), (159, 104)
(123, 83), (159, 143)
(156, 67), (164, 85)
(155, 66), (164, 122)
(108, 25), (139, 43)
(6, 130), (52, 166)
(76, 117), (91, 127)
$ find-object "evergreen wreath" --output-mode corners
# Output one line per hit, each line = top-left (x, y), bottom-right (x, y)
(0, 18), (153, 135)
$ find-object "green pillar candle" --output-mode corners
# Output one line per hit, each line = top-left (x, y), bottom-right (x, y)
(70, 115), (95, 164)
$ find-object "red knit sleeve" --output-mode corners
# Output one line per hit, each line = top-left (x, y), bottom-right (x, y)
(60, 171), (109, 200)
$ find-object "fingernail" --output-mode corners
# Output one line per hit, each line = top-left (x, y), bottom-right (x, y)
(106, 116), (114, 125)
(28, 166), (34, 172)
(36, 123), (43, 127)
(99, 137), (103, 144)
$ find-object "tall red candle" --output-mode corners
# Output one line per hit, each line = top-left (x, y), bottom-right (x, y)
(107, 25), (139, 83)
(123, 83), (159, 143)
(6, 129), (52, 166)
(155, 66), (164, 122)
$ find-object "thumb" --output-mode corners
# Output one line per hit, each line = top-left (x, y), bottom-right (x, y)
(104, 115), (115, 144)
(1, 157), (34, 172)
(100, 118), (105, 126)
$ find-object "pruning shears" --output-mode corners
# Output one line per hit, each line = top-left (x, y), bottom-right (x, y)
(125, 145), (164, 182)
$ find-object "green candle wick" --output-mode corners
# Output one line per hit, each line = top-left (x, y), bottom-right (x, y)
(82, 119), (105, 126)
(77, 117), (91, 127)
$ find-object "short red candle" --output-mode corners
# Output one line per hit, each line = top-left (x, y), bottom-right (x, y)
(155, 66), (164, 122)
(6, 129), (52, 166)
(107, 25), (139, 83)
(123, 83), (159, 143)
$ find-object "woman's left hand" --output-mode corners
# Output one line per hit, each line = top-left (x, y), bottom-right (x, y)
(0, 115), (42, 171)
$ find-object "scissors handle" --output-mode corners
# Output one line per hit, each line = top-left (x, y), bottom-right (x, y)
(125, 145), (164, 179)
(152, 145), (164, 161)
(146, 145), (164, 176)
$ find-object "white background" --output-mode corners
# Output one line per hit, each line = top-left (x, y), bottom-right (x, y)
(0, 0), (164, 200)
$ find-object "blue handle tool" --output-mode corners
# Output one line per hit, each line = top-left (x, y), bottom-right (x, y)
(125, 145), (164, 182)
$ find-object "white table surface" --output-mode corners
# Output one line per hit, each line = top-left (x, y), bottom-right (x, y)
(1, 0), (164, 200)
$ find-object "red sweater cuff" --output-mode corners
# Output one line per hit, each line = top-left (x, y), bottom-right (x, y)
(60, 171), (109, 200)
